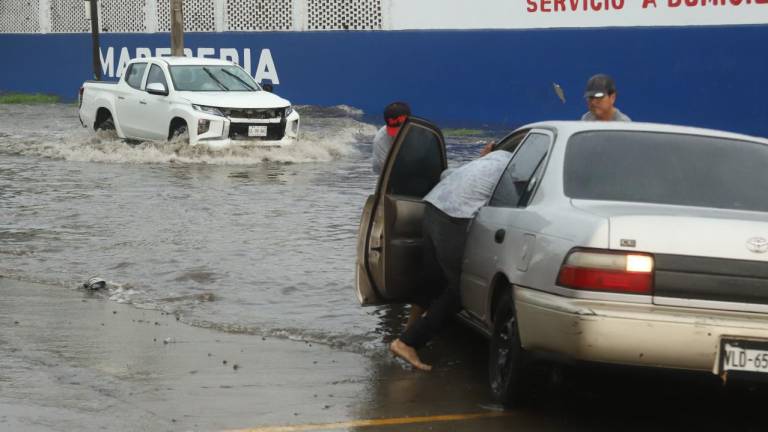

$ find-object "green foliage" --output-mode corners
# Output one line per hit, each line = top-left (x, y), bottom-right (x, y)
(0, 92), (60, 104)
(443, 128), (485, 137)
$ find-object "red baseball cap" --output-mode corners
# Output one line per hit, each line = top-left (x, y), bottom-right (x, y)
(386, 115), (408, 137)
(383, 102), (411, 137)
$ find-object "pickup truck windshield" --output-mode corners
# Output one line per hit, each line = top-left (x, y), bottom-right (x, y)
(564, 131), (768, 212)
(170, 65), (261, 92)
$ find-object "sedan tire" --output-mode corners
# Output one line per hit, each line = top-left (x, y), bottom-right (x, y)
(488, 290), (532, 407)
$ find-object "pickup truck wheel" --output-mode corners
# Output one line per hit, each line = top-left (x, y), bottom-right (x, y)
(96, 116), (114, 131)
(488, 290), (532, 407)
(171, 123), (189, 144)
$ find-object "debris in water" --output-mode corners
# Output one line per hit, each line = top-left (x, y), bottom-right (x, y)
(83, 276), (107, 290)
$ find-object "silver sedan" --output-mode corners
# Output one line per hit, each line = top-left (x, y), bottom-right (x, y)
(356, 118), (768, 406)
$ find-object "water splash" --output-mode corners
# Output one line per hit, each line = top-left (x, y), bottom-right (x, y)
(0, 104), (376, 165)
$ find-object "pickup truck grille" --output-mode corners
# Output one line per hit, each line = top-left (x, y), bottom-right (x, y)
(222, 107), (285, 119)
(229, 122), (286, 141)
(654, 254), (768, 305)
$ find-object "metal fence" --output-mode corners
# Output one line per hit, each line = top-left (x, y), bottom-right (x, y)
(0, 0), (41, 33)
(0, 0), (383, 33)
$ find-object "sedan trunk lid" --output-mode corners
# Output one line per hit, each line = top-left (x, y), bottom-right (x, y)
(572, 200), (768, 310)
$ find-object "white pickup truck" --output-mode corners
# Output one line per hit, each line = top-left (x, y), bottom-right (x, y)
(78, 56), (300, 148)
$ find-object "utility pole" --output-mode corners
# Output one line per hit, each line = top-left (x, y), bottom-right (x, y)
(171, 0), (184, 56)
(87, 0), (101, 80)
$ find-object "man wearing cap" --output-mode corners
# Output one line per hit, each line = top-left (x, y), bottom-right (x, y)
(372, 101), (411, 174)
(582, 74), (631, 122)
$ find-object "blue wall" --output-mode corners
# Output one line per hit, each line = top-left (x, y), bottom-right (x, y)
(1, 26), (766, 136)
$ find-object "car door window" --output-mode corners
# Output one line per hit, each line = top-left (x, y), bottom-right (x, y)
(387, 125), (444, 198)
(125, 63), (147, 90)
(145, 64), (168, 91)
(489, 133), (550, 208)
(494, 129), (531, 153)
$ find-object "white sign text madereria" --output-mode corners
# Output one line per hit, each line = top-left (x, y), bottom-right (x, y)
(99, 47), (279, 84)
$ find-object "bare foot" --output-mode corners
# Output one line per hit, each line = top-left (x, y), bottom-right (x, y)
(390, 339), (432, 371)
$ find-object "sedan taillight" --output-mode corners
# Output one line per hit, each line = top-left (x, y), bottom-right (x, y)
(557, 249), (654, 295)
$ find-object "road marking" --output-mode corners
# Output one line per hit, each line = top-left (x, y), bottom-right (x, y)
(224, 411), (510, 432)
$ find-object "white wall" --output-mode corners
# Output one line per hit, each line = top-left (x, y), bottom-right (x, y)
(5, 0), (768, 34)
(388, 0), (768, 30)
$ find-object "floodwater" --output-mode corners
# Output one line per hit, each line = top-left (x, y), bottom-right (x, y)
(0, 103), (488, 353)
(3, 104), (768, 432)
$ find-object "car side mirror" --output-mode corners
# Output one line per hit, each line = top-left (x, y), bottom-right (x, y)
(146, 82), (168, 96)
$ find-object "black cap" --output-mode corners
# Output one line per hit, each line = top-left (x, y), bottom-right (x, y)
(584, 74), (616, 98)
(383, 101), (411, 122)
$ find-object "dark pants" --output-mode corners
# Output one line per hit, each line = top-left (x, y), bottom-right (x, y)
(401, 204), (470, 349)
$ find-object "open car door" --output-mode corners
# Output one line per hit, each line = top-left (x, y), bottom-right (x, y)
(355, 117), (447, 305)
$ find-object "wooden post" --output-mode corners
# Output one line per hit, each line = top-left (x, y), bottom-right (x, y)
(88, 0), (101, 80)
(171, 0), (184, 57)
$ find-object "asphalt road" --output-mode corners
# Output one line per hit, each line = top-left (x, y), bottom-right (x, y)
(2, 278), (767, 432)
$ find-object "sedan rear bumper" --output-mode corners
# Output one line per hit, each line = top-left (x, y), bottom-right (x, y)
(514, 287), (768, 373)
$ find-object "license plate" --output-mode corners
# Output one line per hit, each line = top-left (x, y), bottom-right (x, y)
(248, 125), (267, 137)
(719, 338), (768, 374)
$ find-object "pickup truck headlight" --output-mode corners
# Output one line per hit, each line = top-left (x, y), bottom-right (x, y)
(192, 104), (225, 117)
(285, 105), (293, 116)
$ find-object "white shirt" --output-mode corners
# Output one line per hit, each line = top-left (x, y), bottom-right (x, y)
(424, 151), (513, 219)
(372, 126), (392, 174)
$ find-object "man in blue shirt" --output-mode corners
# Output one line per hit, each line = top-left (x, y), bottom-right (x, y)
(390, 150), (514, 371)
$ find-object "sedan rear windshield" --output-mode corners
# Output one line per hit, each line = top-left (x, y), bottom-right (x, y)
(170, 65), (261, 91)
(564, 131), (768, 212)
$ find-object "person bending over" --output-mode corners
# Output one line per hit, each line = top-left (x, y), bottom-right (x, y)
(390, 149), (514, 371)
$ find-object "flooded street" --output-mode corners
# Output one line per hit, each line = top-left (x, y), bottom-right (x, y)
(3, 277), (767, 432)
(2, 104), (767, 431)
(0, 103), (481, 352)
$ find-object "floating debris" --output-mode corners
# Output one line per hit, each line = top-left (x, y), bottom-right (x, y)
(83, 276), (107, 290)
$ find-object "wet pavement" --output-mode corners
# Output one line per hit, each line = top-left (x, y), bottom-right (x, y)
(2, 104), (768, 431)
(2, 277), (767, 432)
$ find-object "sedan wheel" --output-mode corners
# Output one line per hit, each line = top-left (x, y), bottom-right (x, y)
(488, 291), (531, 407)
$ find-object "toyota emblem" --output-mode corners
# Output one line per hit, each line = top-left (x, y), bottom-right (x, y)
(746, 237), (768, 254)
